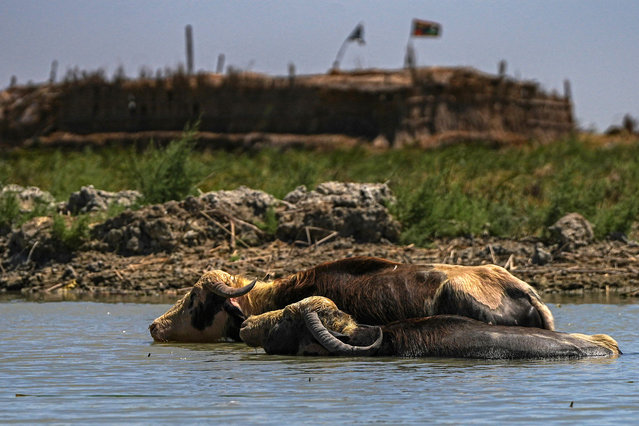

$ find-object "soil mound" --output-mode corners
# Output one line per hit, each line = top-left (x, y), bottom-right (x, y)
(277, 182), (400, 244)
(66, 185), (142, 214)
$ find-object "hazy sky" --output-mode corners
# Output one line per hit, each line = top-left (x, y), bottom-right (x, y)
(2, 1), (637, 131)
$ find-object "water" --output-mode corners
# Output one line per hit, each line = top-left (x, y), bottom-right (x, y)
(1, 297), (638, 424)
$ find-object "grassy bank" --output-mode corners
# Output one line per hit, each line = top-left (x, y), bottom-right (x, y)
(2, 135), (639, 245)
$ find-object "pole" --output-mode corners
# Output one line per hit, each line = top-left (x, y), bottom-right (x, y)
(185, 25), (194, 74)
(332, 39), (350, 71)
(216, 54), (225, 74)
(563, 79), (572, 100)
(331, 23), (364, 72)
(49, 60), (58, 84)
(404, 40), (416, 69)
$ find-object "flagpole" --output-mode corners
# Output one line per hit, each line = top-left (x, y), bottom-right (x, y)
(405, 19), (441, 75)
(405, 20), (416, 71)
(404, 39), (416, 69)
(331, 23), (364, 72)
(405, 38), (417, 84)
(332, 39), (350, 71)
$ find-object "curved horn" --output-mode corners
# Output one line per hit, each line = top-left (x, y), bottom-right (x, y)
(203, 277), (257, 298)
(303, 311), (382, 356)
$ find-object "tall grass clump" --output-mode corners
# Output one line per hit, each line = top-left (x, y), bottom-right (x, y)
(0, 190), (55, 232)
(131, 124), (204, 204)
(51, 214), (92, 251)
(0, 192), (21, 231)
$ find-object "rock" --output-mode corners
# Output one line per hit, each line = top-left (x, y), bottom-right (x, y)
(531, 243), (553, 265)
(92, 205), (181, 255)
(1, 184), (55, 213)
(197, 186), (280, 245)
(65, 185), (142, 214)
(372, 134), (390, 150)
(277, 182), (400, 243)
(548, 213), (594, 250)
(7, 216), (72, 263)
(198, 186), (279, 224)
(63, 265), (77, 279)
(126, 236), (141, 252)
(182, 229), (202, 246)
(282, 185), (308, 204)
(86, 261), (104, 273)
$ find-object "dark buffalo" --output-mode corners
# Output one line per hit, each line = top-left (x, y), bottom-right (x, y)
(240, 296), (620, 359)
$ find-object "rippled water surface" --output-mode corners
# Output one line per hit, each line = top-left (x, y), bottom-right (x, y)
(1, 297), (638, 423)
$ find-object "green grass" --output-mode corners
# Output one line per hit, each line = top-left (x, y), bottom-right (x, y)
(2, 134), (639, 245)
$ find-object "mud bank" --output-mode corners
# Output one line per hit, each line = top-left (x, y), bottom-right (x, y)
(1, 183), (638, 299)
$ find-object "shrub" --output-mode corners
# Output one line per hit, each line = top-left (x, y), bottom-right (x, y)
(132, 123), (204, 204)
(51, 214), (91, 251)
(0, 191), (54, 232)
(0, 192), (20, 231)
(255, 206), (278, 236)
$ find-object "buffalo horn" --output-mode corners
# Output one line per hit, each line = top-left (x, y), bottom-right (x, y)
(204, 278), (257, 298)
(302, 311), (382, 356)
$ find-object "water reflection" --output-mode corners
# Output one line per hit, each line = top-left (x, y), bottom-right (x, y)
(544, 292), (638, 305)
(4, 290), (637, 306)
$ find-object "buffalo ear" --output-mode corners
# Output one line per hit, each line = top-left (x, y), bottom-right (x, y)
(353, 324), (384, 346)
(223, 299), (246, 322)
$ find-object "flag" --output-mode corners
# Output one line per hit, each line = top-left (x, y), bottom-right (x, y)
(332, 23), (365, 70)
(347, 23), (365, 44)
(411, 19), (441, 37)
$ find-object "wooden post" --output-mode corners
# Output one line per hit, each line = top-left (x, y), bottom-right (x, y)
(216, 54), (225, 74)
(563, 79), (572, 100)
(49, 60), (58, 84)
(498, 60), (507, 77)
(288, 62), (295, 85)
(185, 25), (194, 75)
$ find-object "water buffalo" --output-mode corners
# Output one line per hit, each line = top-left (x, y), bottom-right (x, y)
(150, 256), (554, 342)
(240, 296), (620, 359)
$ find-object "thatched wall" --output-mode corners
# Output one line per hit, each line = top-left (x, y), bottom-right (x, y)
(0, 67), (573, 148)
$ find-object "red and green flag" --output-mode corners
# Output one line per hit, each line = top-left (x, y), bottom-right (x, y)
(411, 19), (441, 37)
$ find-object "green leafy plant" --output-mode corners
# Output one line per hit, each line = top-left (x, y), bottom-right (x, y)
(132, 123), (204, 204)
(51, 214), (91, 251)
(0, 192), (20, 230)
(255, 206), (278, 236)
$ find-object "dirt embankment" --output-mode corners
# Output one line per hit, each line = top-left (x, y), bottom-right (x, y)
(1, 67), (572, 150)
(1, 183), (638, 299)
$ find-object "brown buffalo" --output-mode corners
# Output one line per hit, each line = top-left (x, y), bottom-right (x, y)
(240, 296), (620, 359)
(150, 256), (554, 342)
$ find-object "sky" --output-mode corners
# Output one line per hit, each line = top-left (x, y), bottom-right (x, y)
(1, 0), (638, 132)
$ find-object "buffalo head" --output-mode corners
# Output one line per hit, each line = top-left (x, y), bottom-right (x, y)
(149, 270), (256, 342)
(240, 296), (382, 356)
